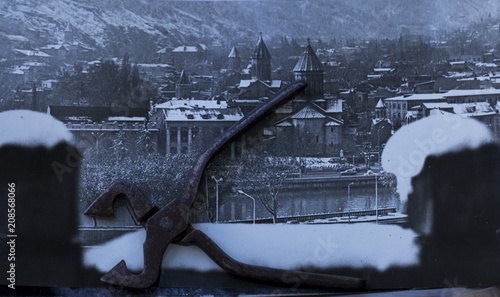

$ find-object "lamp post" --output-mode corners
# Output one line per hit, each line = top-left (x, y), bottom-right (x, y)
(377, 126), (383, 172)
(348, 182), (354, 223)
(375, 174), (378, 224)
(238, 190), (256, 224)
(211, 176), (223, 223)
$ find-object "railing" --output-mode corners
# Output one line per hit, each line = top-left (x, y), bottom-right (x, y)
(227, 207), (397, 224)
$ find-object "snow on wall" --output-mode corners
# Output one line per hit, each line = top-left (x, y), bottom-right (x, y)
(381, 113), (494, 205)
(83, 223), (419, 273)
(0, 110), (73, 148)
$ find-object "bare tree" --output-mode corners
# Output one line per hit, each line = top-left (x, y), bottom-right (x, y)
(235, 150), (296, 223)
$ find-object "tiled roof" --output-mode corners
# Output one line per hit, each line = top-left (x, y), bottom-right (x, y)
(293, 38), (323, 72)
(291, 105), (326, 119)
(252, 33), (271, 60)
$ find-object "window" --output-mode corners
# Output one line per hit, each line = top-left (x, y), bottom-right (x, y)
(316, 135), (319, 143)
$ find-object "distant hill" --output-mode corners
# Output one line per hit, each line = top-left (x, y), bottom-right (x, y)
(1, 0), (499, 58)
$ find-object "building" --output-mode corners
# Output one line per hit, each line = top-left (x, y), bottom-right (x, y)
(384, 93), (445, 124)
(48, 105), (158, 153)
(292, 38), (324, 100)
(273, 39), (343, 156)
(251, 33), (271, 81)
(385, 89), (500, 133)
(175, 70), (192, 99)
(152, 99), (244, 156)
(171, 44), (207, 71)
(228, 46), (241, 71)
(228, 36), (282, 115)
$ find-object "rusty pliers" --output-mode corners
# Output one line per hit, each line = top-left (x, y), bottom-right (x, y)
(84, 81), (365, 290)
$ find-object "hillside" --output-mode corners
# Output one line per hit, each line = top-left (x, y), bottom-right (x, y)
(0, 0), (499, 58)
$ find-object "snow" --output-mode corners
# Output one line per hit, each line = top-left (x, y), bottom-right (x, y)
(0, 110), (73, 148)
(83, 223), (419, 273)
(381, 113), (494, 205)
(107, 116), (146, 122)
(156, 99), (228, 110)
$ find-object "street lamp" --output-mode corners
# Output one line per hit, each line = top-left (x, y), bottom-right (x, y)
(347, 182), (354, 210)
(211, 176), (223, 223)
(237, 190), (256, 225)
(377, 126), (382, 172)
(347, 182), (354, 223)
(375, 174), (379, 224)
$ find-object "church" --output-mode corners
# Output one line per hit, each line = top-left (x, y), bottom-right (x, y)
(273, 38), (343, 156)
(223, 35), (343, 157)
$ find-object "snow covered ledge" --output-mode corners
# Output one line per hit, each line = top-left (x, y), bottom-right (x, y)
(0, 109), (73, 148)
(381, 112), (494, 206)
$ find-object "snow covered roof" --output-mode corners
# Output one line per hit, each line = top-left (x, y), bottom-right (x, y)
(107, 116), (146, 122)
(452, 102), (496, 117)
(239, 80), (253, 88)
(156, 99), (227, 110)
(40, 44), (67, 50)
(238, 79), (282, 89)
(6, 35), (29, 42)
(325, 99), (343, 113)
(325, 120), (342, 126)
(163, 108), (243, 122)
(375, 99), (385, 108)
(367, 74), (383, 80)
(421, 102), (452, 109)
(137, 63), (173, 68)
(444, 89), (500, 97)
(384, 93), (445, 101)
(23, 61), (48, 67)
(0, 110), (73, 148)
(14, 49), (50, 57)
(172, 45), (205, 53)
(373, 68), (395, 72)
(228, 46), (240, 58)
(268, 80), (282, 88)
(422, 102), (495, 117)
(156, 47), (169, 54)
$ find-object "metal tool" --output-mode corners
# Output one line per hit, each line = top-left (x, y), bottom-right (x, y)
(84, 81), (365, 290)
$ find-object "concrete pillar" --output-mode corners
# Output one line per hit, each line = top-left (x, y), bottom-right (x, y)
(166, 125), (171, 155)
(188, 127), (192, 153)
(177, 127), (181, 154)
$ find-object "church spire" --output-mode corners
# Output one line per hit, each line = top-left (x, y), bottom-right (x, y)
(293, 38), (324, 99)
(228, 46), (241, 71)
(251, 32), (271, 81)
